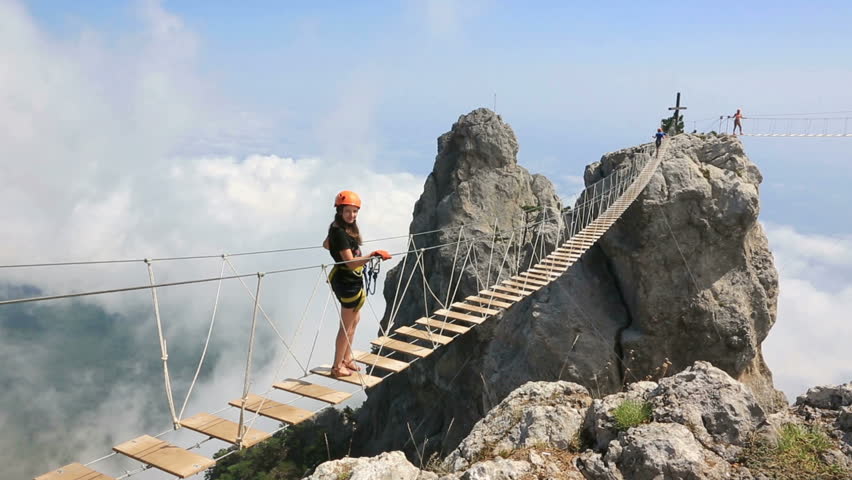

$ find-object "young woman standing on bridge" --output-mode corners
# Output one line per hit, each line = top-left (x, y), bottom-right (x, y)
(323, 190), (392, 377)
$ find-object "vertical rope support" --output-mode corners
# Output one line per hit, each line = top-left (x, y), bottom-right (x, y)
(485, 218), (499, 289)
(178, 256), (227, 420)
(443, 226), (466, 308)
(145, 259), (180, 429)
(237, 272), (264, 447)
(386, 235), (414, 334)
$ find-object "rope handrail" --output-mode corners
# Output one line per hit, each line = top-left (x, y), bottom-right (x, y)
(0, 212), (567, 307)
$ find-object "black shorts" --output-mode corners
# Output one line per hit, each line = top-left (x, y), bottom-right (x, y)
(328, 266), (366, 311)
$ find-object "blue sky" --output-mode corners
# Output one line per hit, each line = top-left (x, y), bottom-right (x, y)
(3, 1), (851, 477)
(25, 1), (852, 234)
(26, 1), (852, 179)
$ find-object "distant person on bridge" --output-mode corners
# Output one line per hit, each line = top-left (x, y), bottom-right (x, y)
(733, 108), (744, 135)
(323, 190), (392, 377)
(654, 128), (666, 155)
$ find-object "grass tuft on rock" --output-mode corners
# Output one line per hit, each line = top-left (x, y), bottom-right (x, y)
(611, 399), (652, 432)
(741, 423), (850, 480)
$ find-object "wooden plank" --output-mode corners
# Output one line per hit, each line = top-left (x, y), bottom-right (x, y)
(552, 251), (584, 258)
(311, 365), (384, 388)
(35, 463), (115, 480)
(371, 336), (435, 357)
(554, 247), (586, 254)
(528, 268), (560, 277)
(229, 393), (314, 425)
(274, 379), (351, 404)
(492, 284), (533, 295)
(533, 267), (564, 276)
(518, 272), (552, 282)
(536, 261), (565, 269)
(479, 289), (524, 301)
(352, 349), (410, 373)
(434, 308), (487, 324)
(179, 413), (270, 448)
(503, 280), (541, 290)
(466, 295), (512, 309)
(416, 318), (471, 335)
(113, 435), (215, 479)
(395, 325), (455, 345)
(515, 271), (550, 281)
(512, 274), (549, 286)
(451, 302), (500, 316)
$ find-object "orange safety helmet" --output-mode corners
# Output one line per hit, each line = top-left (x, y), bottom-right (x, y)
(334, 190), (362, 209)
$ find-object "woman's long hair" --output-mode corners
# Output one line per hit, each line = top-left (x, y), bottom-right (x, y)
(330, 209), (362, 245)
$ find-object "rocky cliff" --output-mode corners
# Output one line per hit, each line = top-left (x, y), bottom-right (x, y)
(308, 363), (851, 479)
(352, 111), (785, 463)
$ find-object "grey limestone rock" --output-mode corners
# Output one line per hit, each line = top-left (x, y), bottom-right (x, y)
(457, 458), (532, 480)
(305, 451), (437, 480)
(795, 382), (852, 410)
(441, 381), (591, 472)
(577, 423), (731, 480)
(584, 381), (658, 450)
(648, 361), (766, 461)
(356, 108), (564, 459)
(591, 134), (784, 412)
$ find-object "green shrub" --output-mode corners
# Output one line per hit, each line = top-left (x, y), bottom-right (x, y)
(741, 423), (850, 480)
(611, 399), (652, 431)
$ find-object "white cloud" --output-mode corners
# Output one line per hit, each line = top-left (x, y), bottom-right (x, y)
(0, 2), (422, 478)
(762, 223), (852, 402)
(414, 0), (489, 38)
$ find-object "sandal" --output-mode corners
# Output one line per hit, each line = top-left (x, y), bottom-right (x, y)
(345, 358), (361, 372)
(331, 364), (352, 377)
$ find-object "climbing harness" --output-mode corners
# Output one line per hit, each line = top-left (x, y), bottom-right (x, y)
(364, 256), (381, 295)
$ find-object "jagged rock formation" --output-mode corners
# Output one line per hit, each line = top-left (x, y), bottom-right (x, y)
(590, 134), (784, 410)
(353, 112), (785, 464)
(309, 363), (851, 480)
(380, 107), (563, 331)
(356, 108), (565, 455)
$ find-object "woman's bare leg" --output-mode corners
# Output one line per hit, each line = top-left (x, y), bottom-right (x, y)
(345, 307), (361, 363)
(333, 307), (358, 376)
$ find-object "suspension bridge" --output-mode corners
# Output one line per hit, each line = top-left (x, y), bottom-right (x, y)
(15, 139), (665, 480)
(713, 111), (852, 137)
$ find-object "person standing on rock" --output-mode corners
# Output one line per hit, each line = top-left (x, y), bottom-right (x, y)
(322, 190), (392, 377)
(733, 108), (744, 135)
(655, 128), (666, 155)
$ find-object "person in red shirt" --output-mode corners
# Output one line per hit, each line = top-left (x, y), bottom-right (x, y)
(733, 109), (744, 135)
(323, 191), (391, 377)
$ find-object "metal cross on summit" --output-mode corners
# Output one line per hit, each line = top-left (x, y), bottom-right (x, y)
(668, 92), (687, 133)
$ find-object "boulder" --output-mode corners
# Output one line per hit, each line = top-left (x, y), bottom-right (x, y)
(577, 423), (731, 480)
(649, 361), (766, 460)
(441, 381), (591, 472)
(305, 451), (437, 480)
(584, 381), (658, 450)
(795, 382), (852, 410)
